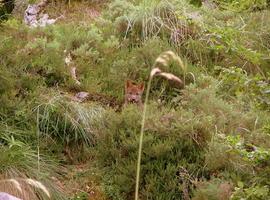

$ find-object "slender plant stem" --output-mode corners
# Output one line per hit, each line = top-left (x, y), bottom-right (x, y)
(135, 75), (153, 200)
(135, 51), (185, 200)
(36, 107), (40, 173)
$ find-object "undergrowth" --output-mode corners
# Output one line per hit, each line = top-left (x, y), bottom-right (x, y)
(0, 0), (270, 199)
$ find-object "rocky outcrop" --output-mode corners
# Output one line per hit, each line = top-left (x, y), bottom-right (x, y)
(24, 0), (63, 28)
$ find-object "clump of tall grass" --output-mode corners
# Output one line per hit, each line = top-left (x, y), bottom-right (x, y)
(107, 0), (199, 45)
(37, 92), (105, 160)
(0, 134), (65, 200)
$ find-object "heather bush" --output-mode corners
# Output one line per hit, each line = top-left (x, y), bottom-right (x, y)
(96, 105), (206, 199)
(0, 0), (270, 199)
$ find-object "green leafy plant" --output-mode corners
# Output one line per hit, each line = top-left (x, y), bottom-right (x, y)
(217, 66), (270, 110)
(232, 183), (270, 200)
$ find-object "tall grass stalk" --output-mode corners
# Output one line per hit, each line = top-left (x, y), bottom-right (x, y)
(36, 107), (40, 173)
(134, 71), (153, 200)
(135, 51), (185, 200)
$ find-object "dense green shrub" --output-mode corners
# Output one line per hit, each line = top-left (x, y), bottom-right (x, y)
(215, 0), (269, 11)
(0, 0), (14, 20)
(96, 105), (206, 199)
(216, 67), (270, 111)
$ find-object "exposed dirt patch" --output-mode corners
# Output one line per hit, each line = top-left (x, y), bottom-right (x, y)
(59, 163), (106, 200)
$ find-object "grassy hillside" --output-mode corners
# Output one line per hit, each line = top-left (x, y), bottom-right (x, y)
(0, 0), (270, 199)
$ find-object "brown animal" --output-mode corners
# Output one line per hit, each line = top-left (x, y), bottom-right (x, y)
(124, 80), (144, 108)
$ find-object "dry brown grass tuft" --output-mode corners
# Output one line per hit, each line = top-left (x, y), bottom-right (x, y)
(0, 176), (51, 200)
(151, 51), (186, 87)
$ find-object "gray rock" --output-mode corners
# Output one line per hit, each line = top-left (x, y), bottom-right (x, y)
(24, 4), (40, 27)
(74, 92), (90, 102)
(0, 193), (22, 200)
(24, 0), (61, 28)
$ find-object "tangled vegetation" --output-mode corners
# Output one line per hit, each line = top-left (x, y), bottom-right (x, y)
(0, 0), (270, 199)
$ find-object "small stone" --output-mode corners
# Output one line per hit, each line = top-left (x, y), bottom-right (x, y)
(74, 92), (89, 102)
